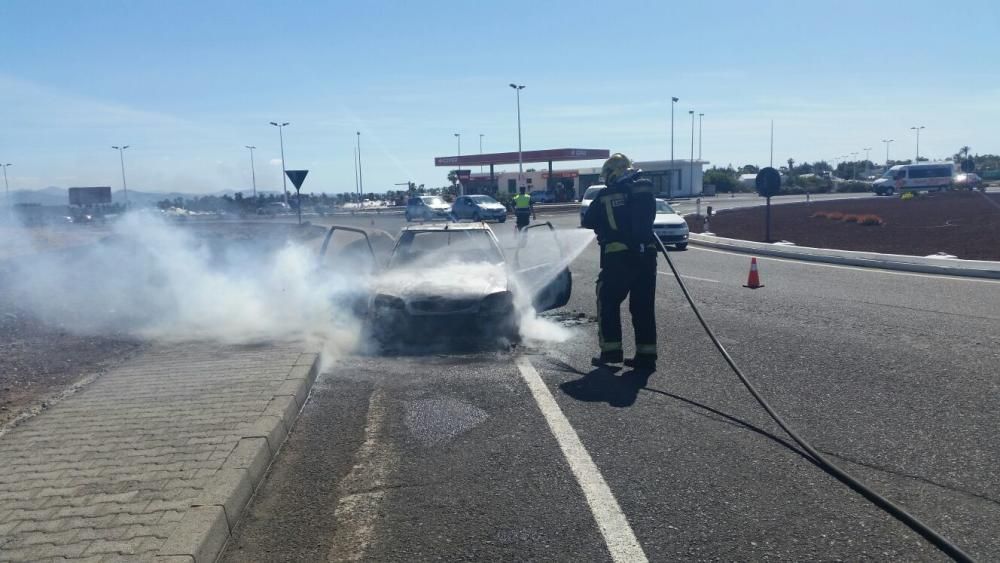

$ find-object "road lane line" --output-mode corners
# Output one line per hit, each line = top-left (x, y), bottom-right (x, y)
(515, 358), (649, 563)
(690, 245), (1000, 284)
(659, 271), (720, 283)
(327, 387), (396, 563)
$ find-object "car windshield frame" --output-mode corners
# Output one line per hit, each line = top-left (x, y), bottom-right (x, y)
(388, 229), (505, 268)
(467, 195), (497, 204)
(655, 200), (677, 214)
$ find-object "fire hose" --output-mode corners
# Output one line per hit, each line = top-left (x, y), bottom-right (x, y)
(651, 233), (974, 562)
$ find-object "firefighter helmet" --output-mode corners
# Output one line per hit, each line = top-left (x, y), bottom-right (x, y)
(601, 153), (632, 185)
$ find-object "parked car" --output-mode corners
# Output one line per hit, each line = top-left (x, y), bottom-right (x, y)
(578, 184), (606, 226)
(451, 195), (507, 222)
(653, 199), (689, 250)
(529, 190), (556, 204)
(872, 162), (955, 195)
(405, 196), (451, 221)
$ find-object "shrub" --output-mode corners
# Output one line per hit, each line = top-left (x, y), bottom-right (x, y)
(843, 214), (859, 223)
(858, 214), (884, 226)
(826, 211), (845, 220)
(811, 212), (829, 219)
(901, 192), (914, 201)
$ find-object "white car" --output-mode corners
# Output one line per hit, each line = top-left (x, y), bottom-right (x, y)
(405, 196), (451, 221)
(653, 199), (689, 250)
(578, 184), (606, 226)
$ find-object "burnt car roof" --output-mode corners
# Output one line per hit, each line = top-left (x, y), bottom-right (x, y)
(400, 222), (492, 232)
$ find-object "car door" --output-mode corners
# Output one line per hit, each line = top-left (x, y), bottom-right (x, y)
(512, 222), (573, 312)
(453, 197), (468, 218)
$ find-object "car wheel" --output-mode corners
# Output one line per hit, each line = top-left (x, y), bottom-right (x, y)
(498, 216), (506, 223)
(676, 243), (688, 251)
(405, 212), (412, 222)
(473, 211), (482, 221)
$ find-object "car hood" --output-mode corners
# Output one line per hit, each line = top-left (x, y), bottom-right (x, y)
(373, 262), (509, 300)
(654, 213), (687, 227)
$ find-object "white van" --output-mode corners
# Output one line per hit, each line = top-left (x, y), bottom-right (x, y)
(872, 162), (954, 196)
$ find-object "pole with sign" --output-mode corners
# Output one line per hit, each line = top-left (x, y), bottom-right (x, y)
(755, 167), (781, 243)
(285, 169), (308, 225)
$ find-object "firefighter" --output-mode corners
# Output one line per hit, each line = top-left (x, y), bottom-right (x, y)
(582, 153), (658, 371)
(512, 186), (535, 231)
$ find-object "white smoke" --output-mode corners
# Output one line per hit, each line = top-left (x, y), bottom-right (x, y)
(1, 214), (594, 360)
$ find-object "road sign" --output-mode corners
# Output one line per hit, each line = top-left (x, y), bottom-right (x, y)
(755, 167), (782, 198)
(285, 170), (308, 190)
(961, 159), (975, 173)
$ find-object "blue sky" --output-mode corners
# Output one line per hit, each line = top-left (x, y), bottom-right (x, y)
(1, 0), (998, 194)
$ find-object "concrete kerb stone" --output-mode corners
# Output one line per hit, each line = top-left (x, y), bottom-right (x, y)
(688, 233), (1000, 279)
(156, 351), (321, 562)
(190, 468), (253, 531)
(157, 505), (228, 563)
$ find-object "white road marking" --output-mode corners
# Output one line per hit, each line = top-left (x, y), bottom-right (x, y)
(690, 245), (1000, 284)
(328, 388), (396, 563)
(515, 358), (649, 563)
(659, 271), (720, 283)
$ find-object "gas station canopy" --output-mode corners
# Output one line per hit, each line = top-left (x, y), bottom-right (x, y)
(435, 148), (609, 167)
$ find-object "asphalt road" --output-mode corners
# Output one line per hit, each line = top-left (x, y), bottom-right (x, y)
(223, 204), (1000, 561)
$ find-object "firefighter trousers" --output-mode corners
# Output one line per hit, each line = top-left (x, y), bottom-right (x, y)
(596, 250), (657, 359)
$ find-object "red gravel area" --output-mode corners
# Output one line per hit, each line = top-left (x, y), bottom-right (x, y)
(693, 191), (1000, 261)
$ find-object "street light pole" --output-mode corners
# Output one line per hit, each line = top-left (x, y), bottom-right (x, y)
(353, 146), (359, 203)
(698, 113), (704, 161)
(769, 120), (774, 167)
(111, 145), (130, 207)
(269, 122), (290, 205)
(479, 134), (484, 174)
(851, 152), (859, 179)
(862, 147), (872, 178)
(2, 163), (11, 217)
(910, 126), (925, 161)
(670, 96), (678, 198)
(356, 131), (364, 206)
(509, 84), (525, 187)
(689, 110), (695, 195)
(882, 139), (894, 166)
(454, 133), (462, 196)
(245, 146), (257, 198)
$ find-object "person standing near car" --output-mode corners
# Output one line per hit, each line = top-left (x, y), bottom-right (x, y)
(513, 186), (535, 231)
(582, 153), (658, 371)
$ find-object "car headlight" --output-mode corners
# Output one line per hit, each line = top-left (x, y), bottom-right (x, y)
(481, 291), (514, 313)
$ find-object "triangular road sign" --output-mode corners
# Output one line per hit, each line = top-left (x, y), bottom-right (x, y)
(285, 169), (308, 190)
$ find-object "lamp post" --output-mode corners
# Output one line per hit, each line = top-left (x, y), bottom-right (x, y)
(111, 145), (130, 207)
(356, 131), (364, 206)
(850, 152), (859, 179)
(698, 112), (704, 161)
(670, 96), (678, 198)
(479, 134), (484, 174)
(269, 121), (290, 205)
(509, 83), (525, 186)
(454, 133), (462, 196)
(353, 146), (359, 204)
(882, 139), (894, 166)
(245, 146), (257, 198)
(911, 126), (925, 161)
(862, 147), (872, 179)
(689, 110), (695, 195)
(2, 163), (11, 216)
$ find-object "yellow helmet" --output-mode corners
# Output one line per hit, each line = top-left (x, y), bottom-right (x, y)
(602, 153), (632, 185)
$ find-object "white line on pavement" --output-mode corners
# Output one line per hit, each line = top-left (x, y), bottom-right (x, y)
(515, 358), (649, 563)
(690, 245), (1000, 284)
(659, 271), (720, 283)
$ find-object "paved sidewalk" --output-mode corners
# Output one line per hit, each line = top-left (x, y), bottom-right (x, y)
(0, 343), (319, 562)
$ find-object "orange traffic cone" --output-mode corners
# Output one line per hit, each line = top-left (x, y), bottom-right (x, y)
(743, 257), (764, 289)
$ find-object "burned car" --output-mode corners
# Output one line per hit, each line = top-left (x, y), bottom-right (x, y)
(317, 222), (572, 348)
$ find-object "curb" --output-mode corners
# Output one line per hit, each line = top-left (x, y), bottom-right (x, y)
(688, 233), (1000, 279)
(156, 352), (321, 563)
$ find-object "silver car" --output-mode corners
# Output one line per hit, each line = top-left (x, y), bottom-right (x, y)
(653, 199), (689, 250)
(451, 195), (508, 223)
